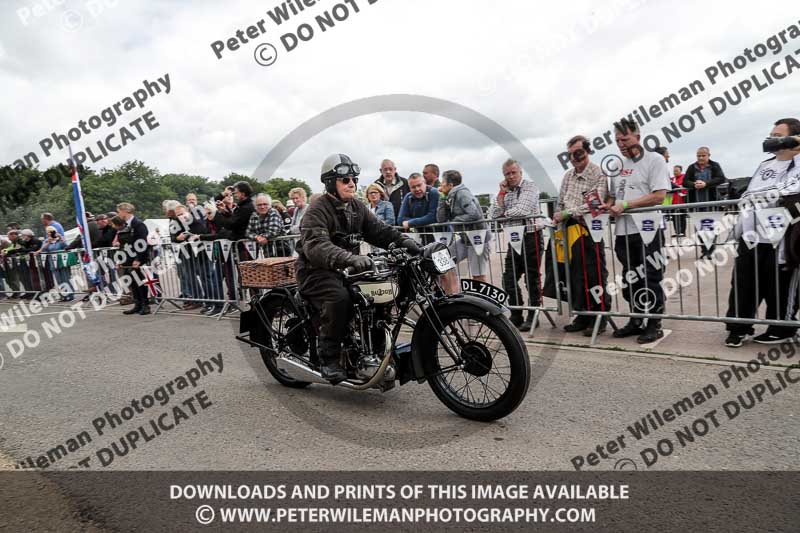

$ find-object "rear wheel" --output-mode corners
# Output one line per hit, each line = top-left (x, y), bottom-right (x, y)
(422, 305), (530, 421)
(258, 295), (312, 389)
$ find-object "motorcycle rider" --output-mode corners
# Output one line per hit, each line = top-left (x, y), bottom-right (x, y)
(296, 154), (422, 383)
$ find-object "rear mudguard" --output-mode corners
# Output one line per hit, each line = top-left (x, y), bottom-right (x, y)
(408, 294), (506, 383)
(239, 287), (301, 345)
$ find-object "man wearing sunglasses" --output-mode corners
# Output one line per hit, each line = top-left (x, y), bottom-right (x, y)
(295, 154), (422, 383)
(554, 135), (611, 335)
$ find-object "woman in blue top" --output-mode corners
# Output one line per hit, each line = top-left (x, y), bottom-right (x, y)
(365, 183), (396, 226)
(39, 225), (74, 301)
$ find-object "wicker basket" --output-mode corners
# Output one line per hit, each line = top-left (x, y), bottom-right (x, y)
(239, 257), (297, 288)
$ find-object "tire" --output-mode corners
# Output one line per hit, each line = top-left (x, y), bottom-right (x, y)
(422, 304), (530, 421)
(258, 294), (312, 389)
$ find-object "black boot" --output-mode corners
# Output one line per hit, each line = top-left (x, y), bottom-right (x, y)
(612, 319), (644, 338)
(583, 317), (608, 337)
(318, 337), (347, 384)
(509, 311), (524, 328)
(123, 303), (142, 315)
(564, 317), (592, 332)
(637, 320), (664, 344)
(138, 305), (151, 315)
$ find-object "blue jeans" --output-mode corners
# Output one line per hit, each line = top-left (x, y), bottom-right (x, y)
(52, 267), (73, 293)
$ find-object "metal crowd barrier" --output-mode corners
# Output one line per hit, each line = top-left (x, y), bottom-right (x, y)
(560, 198), (800, 344)
(395, 214), (561, 336)
(151, 239), (242, 318)
(5, 195), (792, 346)
(0, 237), (298, 319)
(0, 246), (132, 302)
(0, 250), (83, 300)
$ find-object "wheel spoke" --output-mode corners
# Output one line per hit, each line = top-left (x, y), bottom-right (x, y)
(489, 369), (509, 388)
(455, 372), (477, 397)
(430, 312), (520, 409)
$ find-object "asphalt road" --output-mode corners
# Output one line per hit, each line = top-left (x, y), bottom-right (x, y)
(0, 299), (797, 473)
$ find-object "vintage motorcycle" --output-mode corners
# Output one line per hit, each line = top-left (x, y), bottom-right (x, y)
(237, 242), (530, 421)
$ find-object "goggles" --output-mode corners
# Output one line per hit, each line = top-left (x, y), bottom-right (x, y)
(324, 162), (361, 179)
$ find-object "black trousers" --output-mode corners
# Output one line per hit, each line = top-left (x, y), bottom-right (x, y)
(614, 231), (665, 318)
(298, 269), (352, 340)
(725, 240), (798, 336)
(129, 266), (150, 307)
(502, 231), (542, 309)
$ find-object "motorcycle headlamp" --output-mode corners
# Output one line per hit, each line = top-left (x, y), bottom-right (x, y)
(420, 242), (455, 275)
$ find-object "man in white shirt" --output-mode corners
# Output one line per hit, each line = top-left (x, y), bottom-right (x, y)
(724, 118), (800, 347)
(606, 119), (670, 344)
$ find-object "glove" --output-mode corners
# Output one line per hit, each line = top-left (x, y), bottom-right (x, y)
(399, 237), (422, 256)
(346, 254), (373, 273)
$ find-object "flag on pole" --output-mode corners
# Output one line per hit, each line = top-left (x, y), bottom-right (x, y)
(68, 146), (101, 287)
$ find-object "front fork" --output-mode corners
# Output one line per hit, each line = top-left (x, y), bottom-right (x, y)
(411, 289), (470, 368)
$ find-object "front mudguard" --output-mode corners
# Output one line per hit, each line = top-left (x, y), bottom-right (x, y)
(408, 294), (507, 383)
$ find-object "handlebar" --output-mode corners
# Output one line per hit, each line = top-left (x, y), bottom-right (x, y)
(341, 266), (379, 281)
(341, 247), (413, 280)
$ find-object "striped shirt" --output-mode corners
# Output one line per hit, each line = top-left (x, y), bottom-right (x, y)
(557, 162), (609, 219)
(488, 178), (540, 231)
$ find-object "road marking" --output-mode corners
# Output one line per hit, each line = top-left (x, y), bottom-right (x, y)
(0, 325), (27, 333)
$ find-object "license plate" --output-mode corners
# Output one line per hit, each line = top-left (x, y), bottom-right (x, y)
(431, 248), (455, 273)
(461, 279), (509, 307)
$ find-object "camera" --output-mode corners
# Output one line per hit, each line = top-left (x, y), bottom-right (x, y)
(763, 136), (800, 153)
(48, 230), (57, 238)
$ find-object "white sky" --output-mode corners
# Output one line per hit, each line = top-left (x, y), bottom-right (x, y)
(2, 0), (799, 196)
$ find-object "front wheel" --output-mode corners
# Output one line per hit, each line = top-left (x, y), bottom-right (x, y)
(422, 306), (530, 421)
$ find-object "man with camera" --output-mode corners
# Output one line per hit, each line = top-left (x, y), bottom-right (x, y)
(724, 118), (800, 347)
(296, 154), (421, 383)
(212, 182), (255, 242)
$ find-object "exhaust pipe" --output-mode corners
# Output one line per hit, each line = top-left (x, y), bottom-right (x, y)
(274, 329), (394, 390)
(275, 357), (330, 385)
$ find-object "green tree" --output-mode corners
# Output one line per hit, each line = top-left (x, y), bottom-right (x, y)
(77, 161), (171, 218)
(219, 173), (266, 194)
(162, 173), (219, 204)
(0, 161), (318, 234)
(263, 178), (312, 203)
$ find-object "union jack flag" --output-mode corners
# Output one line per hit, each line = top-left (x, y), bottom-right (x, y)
(68, 145), (101, 287)
(141, 266), (162, 297)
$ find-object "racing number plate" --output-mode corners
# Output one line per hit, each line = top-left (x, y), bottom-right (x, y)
(460, 279), (509, 307)
(431, 248), (455, 273)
